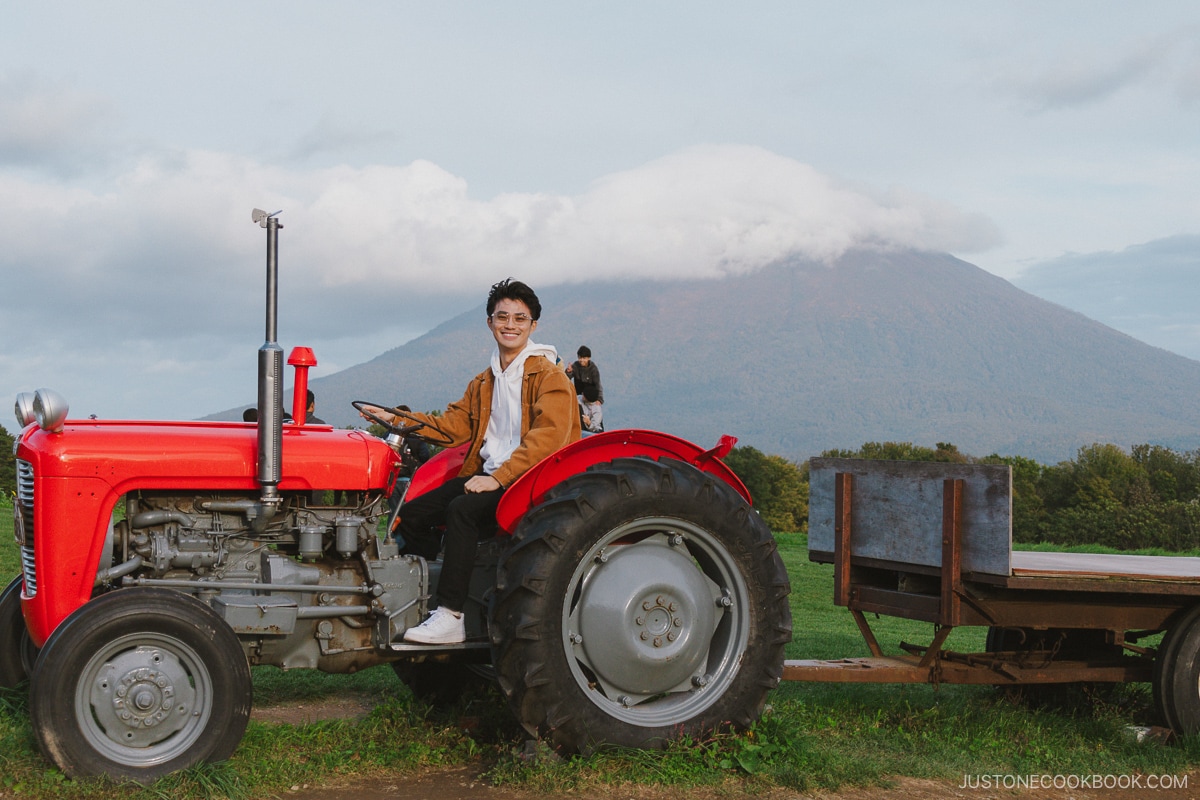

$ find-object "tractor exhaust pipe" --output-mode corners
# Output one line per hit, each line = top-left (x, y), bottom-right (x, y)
(253, 208), (284, 524)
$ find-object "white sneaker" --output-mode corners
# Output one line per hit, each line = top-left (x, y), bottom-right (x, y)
(403, 606), (465, 644)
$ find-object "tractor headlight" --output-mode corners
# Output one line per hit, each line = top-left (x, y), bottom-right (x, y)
(14, 392), (36, 428)
(33, 389), (69, 432)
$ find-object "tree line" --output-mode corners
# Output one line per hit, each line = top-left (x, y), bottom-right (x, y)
(725, 440), (1200, 551)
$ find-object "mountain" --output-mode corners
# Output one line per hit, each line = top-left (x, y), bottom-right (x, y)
(207, 249), (1200, 464)
(1013, 235), (1200, 362)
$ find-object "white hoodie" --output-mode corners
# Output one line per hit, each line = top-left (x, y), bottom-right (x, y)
(479, 340), (559, 475)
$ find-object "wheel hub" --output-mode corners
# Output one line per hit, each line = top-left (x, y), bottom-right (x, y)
(634, 594), (683, 647)
(91, 647), (197, 746)
(113, 667), (175, 727)
(571, 533), (722, 700)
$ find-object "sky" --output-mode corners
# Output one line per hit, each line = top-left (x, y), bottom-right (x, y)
(2, 2), (1199, 423)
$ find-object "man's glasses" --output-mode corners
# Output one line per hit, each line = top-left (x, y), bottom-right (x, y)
(491, 312), (533, 326)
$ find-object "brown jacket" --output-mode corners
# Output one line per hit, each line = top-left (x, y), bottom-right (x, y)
(409, 354), (581, 488)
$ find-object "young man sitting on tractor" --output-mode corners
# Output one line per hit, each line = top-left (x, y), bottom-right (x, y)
(362, 278), (580, 644)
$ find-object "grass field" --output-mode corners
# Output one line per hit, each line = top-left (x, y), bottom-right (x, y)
(0, 501), (1196, 799)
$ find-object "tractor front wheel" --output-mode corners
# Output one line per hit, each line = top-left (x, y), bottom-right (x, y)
(30, 588), (252, 782)
(490, 457), (791, 752)
(0, 575), (37, 689)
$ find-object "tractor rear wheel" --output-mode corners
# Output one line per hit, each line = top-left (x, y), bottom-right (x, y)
(490, 457), (791, 752)
(30, 588), (252, 782)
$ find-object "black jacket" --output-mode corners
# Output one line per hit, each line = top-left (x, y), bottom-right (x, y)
(569, 360), (603, 403)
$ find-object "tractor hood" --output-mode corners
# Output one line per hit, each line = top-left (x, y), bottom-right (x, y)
(17, 419), (399, 494)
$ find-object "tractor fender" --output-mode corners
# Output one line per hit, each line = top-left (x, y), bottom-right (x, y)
(494, 429), (747, 534)
(405, 442), (470, 502)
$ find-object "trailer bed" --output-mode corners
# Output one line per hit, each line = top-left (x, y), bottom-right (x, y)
(786, 458), (1200, 692)
(1010, 551), (1200, 582)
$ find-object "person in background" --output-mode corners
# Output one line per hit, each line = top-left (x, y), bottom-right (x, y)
(566, 345), (603, 403)
(579, 383), (603, 433)
(305, 390), (325, 424)
(361, 279), (580, 644)
(566, 346), (604, 432)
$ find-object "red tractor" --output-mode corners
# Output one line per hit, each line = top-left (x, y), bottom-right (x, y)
(5, 211), (792, 781)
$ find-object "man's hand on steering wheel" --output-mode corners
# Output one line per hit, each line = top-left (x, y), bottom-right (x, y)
(352, 400), (455, 446)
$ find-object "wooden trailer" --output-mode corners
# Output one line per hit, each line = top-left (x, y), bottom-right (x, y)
(788, 457), (1200, 734)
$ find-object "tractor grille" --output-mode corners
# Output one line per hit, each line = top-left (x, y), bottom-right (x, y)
(15, 460), (35, 596)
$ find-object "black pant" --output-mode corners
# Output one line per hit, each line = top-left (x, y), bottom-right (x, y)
(394, 476), (502, 613)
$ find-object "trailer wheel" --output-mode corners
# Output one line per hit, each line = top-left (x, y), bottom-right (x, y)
(1154, 605), (1200, 734)
(0, 576), (38, 689)
(490, 457), (791, 752)
(30, 588), (252, 782)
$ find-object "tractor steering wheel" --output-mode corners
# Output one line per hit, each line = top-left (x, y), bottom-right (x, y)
(352, 400), (455, 447)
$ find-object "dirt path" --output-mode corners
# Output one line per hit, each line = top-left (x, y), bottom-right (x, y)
(270, 767), (1200, 800)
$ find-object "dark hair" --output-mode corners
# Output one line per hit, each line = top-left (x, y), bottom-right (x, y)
(582, 384), (600, 402)
(306, 389), (316, 407)
(577, 345), (591, 358)
(487, 278), (541, 320)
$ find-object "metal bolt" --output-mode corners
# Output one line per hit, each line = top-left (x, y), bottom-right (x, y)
(642, 601), (652, 611)
(570, 633), (583, 645)
(640, 632), (648, 640)
(667, 632), (676, 642)
(718, 596), (733, 607)
(618, 695), (632, 707)
(667, 602), (677, 612)
(669, 534), (684, 546)
(692, 674), (709, 687)
(653, 637), (662, 647)
(674, 618), (682, 627)
(656, 595), (665, 606)
(595, 551), (608, 563)
(635, 616), (645, 626)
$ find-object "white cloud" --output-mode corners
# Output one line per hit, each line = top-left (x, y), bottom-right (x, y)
(0, 142), (1001, 419)
(5, 142), (998, 310)
(995, 31), (1200, 114)
(292, 144), (1001, 290)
